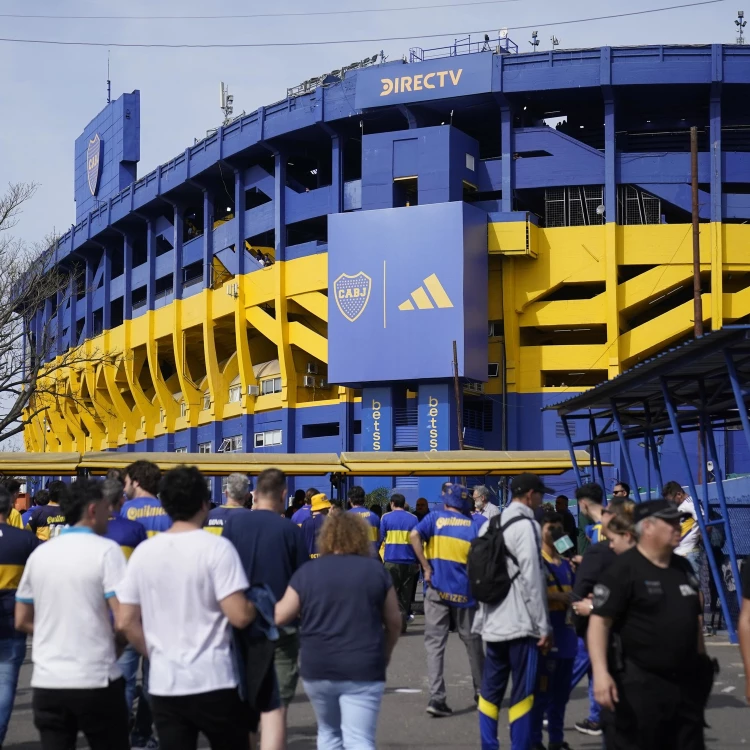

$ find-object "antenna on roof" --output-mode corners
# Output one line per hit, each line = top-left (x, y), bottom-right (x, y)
(107, 50), (111, 104)
(551, 35), (560, 49)
(220, 82), (234, 125)
(737, 10), (747, 44)
(529, 31), (540, 50)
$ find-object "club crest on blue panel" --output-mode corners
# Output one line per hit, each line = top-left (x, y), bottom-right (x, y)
(333, 272), (372, 322)
(87, 134), (103, 196)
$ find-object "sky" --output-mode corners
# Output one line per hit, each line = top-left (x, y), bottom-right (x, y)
(0, 0), (742, 247)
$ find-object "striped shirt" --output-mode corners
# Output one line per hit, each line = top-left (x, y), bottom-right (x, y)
(121, 496), (172, 537)
(379, 510), (418, 564)
(348, 507), (381, 555)
(104, 516), (147, 560)
(0, 525), (39, 638)
(415, 510), (478, 607)
(203, 505), (250, 536)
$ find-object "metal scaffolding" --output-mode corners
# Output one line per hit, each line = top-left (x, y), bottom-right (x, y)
(549, 325), (750, 643)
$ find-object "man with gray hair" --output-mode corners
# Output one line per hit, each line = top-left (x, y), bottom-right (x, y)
(204, 473), (251, 536)
(473, 485), (500, 521)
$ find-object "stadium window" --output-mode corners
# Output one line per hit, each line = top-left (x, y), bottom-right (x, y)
(393, 177), (418, 208)
(175, 447), (187, 453)
(198, 441), (212, 453)
(261, 377), (282, 395)
(353, 420), (362, 435)
(302, 423), (340, 439)
(228, 384), (242, 403)
(180, 401), (187, 418)
(254, 429), (282, 448)
(219, 435), (243, 453)
(203, 392), (211, 411)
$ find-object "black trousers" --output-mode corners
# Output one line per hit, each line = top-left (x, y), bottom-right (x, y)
(603, 661), (705, 750)
(150, 688), (249, 750)
(32, 678), (129, 750)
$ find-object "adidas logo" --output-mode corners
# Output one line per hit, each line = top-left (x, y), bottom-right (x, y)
(398, 274), (454, 311)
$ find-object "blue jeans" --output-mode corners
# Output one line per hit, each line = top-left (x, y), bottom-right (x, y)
(0, 637), (26, 744)
(303, 679), (385, 750)
(684, 548), (704, 578)
(118, 644), (140, 715)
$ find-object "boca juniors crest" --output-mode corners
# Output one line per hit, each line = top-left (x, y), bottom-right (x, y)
(87, 133), (103, 196)
(334, 272), (371, 322)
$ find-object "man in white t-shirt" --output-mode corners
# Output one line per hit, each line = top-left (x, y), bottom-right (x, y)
(15, 479), (129, 750)
(117, 466), (256, 750)
(663, 480), (703, 575)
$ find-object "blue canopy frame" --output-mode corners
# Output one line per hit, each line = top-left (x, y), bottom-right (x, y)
(548, 325), (750, 643)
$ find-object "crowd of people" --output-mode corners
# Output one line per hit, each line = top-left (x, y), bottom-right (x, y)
(0, 465), (721, 750)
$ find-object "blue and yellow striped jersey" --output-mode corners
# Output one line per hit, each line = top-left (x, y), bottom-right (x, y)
(104, 515), (148, 560)
(379, 510), (418, 564)
(28, 505), (67, 541)
(415, 510), (477, 608)
(121, 496), (172, 537)
(203, 505), (250, 535)
(0, 524), (39, 638)
(348, 507), (381, 554)
(542, 550), (577, 659)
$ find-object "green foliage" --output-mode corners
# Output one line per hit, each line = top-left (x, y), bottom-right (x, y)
(365, 486), (391, 510)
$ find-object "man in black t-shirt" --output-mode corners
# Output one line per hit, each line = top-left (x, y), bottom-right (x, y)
(588, 499), (707, 750)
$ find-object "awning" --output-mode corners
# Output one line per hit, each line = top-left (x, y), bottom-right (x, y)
(79, 452), (342, 476)
(339, 450), (597, 477)
(0, 452), (81, 476)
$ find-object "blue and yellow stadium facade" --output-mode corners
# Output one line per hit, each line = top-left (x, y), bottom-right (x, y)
(26, 41), (750, 499)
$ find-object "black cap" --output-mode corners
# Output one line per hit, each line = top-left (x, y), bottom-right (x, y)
(510, 473), (555, 497)
(633, 499), (691, 524)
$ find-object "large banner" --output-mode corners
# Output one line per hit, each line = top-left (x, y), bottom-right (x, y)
(355, 53), (493, 109)
(328, 202), (488, 385)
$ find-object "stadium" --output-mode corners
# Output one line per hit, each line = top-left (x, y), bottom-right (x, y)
(24, 37), (750, 501)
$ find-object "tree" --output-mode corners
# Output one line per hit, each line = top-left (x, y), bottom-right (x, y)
(0, 182), (116, 447)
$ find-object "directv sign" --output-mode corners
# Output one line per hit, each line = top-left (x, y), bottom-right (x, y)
(328, 202), (488, 385)
(355, 52), (493, 109)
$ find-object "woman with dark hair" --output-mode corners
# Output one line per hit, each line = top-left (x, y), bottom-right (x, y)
(275, 513), (402, 749)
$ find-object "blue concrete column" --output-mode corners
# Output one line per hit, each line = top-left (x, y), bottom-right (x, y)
(203, 191), (214, 288)
(234, 169), (246, 276)
(331, 134), (343, 214)
(84, 257), (94, 338)
(102, 246), (111, 330)
(123, 233), (133, 319)
(274, 150), (286, 262)
(500, 103), (514, 213)
(603, 97), (616, 221)
(418, 382), (459, 501)
(67, 272), (76, 348)
(362, 387), (394, 492)
(145, 220), (156, 311)
(173, 205), (184, 300)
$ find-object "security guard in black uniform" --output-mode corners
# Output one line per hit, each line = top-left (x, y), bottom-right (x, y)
(587, 500), (715, 750)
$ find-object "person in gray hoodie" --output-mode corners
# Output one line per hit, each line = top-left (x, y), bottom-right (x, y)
(473, 473), (553, 750)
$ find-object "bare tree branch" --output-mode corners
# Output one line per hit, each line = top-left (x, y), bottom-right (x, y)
(0, 183), (122, 447)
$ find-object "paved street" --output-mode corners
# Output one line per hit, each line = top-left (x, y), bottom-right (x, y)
(5, 617), (750, 749)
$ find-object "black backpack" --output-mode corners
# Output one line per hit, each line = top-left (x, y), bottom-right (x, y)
(467, 514), (530, 605)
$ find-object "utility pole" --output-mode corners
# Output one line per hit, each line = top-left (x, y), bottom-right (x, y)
(691, 126), (704, 338)
(452, 340), (464, 451)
